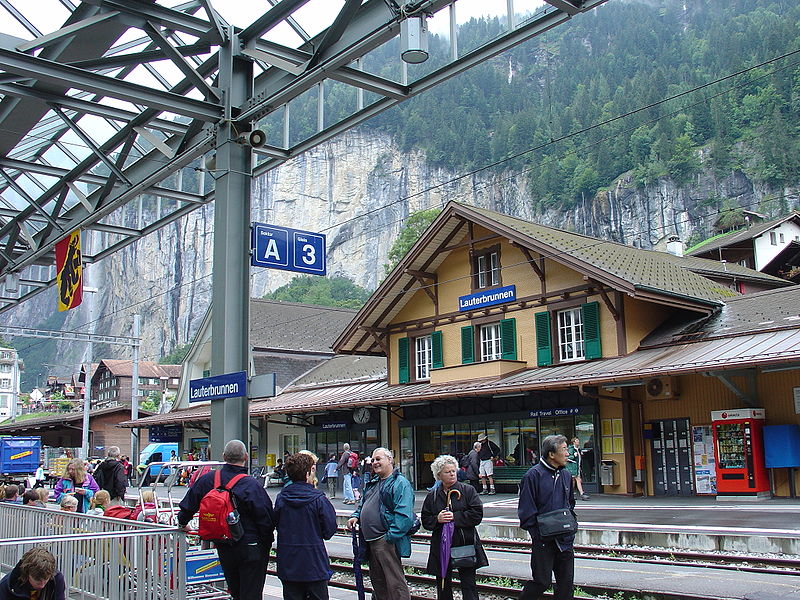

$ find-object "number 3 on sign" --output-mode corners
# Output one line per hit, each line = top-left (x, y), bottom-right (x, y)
(291, 231), (326, 275)
(301, 244), (315, 265)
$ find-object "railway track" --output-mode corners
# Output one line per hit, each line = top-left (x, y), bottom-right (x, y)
(315, 562), (719, 600)
(334, 529), (800, 576)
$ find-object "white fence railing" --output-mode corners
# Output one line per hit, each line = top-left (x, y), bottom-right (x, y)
(0, 503), (186, 600)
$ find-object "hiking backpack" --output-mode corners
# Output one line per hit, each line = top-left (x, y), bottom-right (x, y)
(104, 505), (136, 520)
(197, 471), (247, 543)
(347, 452), (359, 469)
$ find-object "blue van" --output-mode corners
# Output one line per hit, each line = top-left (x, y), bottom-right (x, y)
(138, 442), (178, 485)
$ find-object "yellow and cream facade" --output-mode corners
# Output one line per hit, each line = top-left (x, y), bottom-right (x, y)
(334, 202), (800, 496)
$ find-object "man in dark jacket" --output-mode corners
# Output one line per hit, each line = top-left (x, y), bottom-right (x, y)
(275, 452), (338, 599)
(178, 439), (275, 600)
(517, 434), (576, 600)
(0, 546), (65, 600)
(93, 446), (127, 502)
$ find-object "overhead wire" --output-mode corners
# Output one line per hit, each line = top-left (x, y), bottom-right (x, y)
(9, 47), (800, 362)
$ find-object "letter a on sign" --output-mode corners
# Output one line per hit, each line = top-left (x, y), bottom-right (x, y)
(263, 238), (280, 261)
(55, 230), (82, 311)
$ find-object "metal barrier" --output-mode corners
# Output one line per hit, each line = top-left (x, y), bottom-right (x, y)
(0, 503), (186, 599)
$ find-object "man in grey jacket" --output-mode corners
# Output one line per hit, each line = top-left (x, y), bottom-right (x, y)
(464, 441), (481, 486)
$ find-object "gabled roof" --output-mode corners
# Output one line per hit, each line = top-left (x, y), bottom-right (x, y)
(334, 202), (785, 355)
(642, 285), (800, 347)
(94, 360), (181, 380)
(687, 211), (800, 256)
(249, 299), (357, 354)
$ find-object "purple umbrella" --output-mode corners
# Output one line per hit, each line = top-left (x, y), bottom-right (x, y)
(440, 488), (461, 589)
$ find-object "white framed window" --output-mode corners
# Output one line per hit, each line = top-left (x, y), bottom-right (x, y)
(415, 335), (432, 380)
(476, 252), (500, 288)
(0, 364), (11, 373)
(558, 308), (585, 362)
(780, 233), (785, 243)
(0, 378), (10, 389)
(770, 231), (777, 245)
(480, 323), (502, 361)
(281, 433), (301, 456)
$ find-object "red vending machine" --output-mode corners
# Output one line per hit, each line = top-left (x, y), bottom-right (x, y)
(711, 408), (770, 498)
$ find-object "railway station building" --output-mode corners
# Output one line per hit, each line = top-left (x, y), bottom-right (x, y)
(128, 202), (800, 498)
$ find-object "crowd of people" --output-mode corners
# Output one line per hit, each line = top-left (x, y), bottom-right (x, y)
(2, 434), (582, 600)
(172, 433), (579, 600)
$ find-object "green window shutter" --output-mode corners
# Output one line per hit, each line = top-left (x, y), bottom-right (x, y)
(202, 369), (211, 378)
(535, 312), (552, 367)
(431, 331), (444, 369)
(500, 318), (517, 360)
(398, 337), (410, 383)
(582, 301), (602, 359)
(461, 326), (475, 364)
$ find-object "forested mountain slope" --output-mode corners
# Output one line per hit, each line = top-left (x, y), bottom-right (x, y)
(10, 0), (800, 387)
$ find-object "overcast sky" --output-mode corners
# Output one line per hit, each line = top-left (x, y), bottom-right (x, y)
(0, 0), (545, 43)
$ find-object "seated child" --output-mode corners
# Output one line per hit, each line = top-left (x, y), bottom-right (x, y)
(88, 490), (111, 515)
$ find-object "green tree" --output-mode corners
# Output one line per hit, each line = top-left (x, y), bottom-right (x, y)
(140, 391), (161, 413)
(383, 209), (442, 275)
(666, 134), (701, 185)
(265, 276), (371, 309)
(160, 343), (191, 365)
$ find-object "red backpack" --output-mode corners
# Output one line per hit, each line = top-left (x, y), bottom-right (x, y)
(347, 452), (359, 469)
(198, 471), (247, 543)
(104, 505), (136, 520)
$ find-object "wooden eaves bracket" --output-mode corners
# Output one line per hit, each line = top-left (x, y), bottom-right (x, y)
(405, 269), (438, 306)
(362, 326), (389, 355)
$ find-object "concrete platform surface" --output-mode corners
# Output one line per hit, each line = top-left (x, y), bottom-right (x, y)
(323, 535), (800, 600)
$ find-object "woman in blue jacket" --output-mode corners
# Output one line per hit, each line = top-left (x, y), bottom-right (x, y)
(274, 452), (338, 600)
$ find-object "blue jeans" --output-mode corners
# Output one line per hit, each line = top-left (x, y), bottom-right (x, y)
(343, 472), (354, 501)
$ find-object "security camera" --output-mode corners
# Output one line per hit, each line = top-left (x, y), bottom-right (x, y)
(235, 130), (267, 148)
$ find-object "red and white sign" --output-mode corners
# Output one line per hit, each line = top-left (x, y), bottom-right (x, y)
(711, 408), (765, 421)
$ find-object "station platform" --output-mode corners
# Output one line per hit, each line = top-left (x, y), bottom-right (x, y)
(320, 535), (800, 600)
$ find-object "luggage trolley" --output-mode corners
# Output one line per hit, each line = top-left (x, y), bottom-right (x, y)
(139, 461), (232, 598)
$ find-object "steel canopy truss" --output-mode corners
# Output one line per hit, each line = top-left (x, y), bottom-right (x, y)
(0, 0), (606, 313)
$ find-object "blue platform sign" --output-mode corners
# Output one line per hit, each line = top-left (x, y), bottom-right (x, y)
(251, 222), (326, 276)
(189, 371), (247, 403)
(458, 285), (516, 312)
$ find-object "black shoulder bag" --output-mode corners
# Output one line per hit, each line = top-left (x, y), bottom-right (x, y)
(536, 470), (578, 538)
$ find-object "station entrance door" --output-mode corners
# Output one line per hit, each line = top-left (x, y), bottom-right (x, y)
(650, 418), (694, 496)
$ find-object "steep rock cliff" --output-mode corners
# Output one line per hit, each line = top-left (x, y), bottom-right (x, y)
(7, 130), (795, 371)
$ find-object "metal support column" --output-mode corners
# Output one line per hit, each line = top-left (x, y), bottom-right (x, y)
(10, 352), (18, 424)
(130, 314), (141, 460)
(210, 29), (253, 459)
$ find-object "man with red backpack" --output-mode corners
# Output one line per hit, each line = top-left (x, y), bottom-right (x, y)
(177, 440), (275, 600)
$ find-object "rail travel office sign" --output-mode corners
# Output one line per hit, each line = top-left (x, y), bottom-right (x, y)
(251, 222), (326, 276)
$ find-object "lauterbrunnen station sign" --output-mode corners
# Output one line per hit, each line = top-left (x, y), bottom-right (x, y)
(458, 285), (516, 311)
(189, 371), (247, 403)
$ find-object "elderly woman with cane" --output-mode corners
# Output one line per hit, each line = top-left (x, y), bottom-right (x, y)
(421, 455), (488, 600)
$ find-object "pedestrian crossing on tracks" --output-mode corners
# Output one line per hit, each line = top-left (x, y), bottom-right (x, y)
(482, 497), (519, 508)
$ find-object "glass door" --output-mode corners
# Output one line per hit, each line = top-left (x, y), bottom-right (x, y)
(414, 425), (438, 490)
(538, 416), (576, 445)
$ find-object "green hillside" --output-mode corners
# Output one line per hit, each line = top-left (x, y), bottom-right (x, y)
(361, 0), (800, 212)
